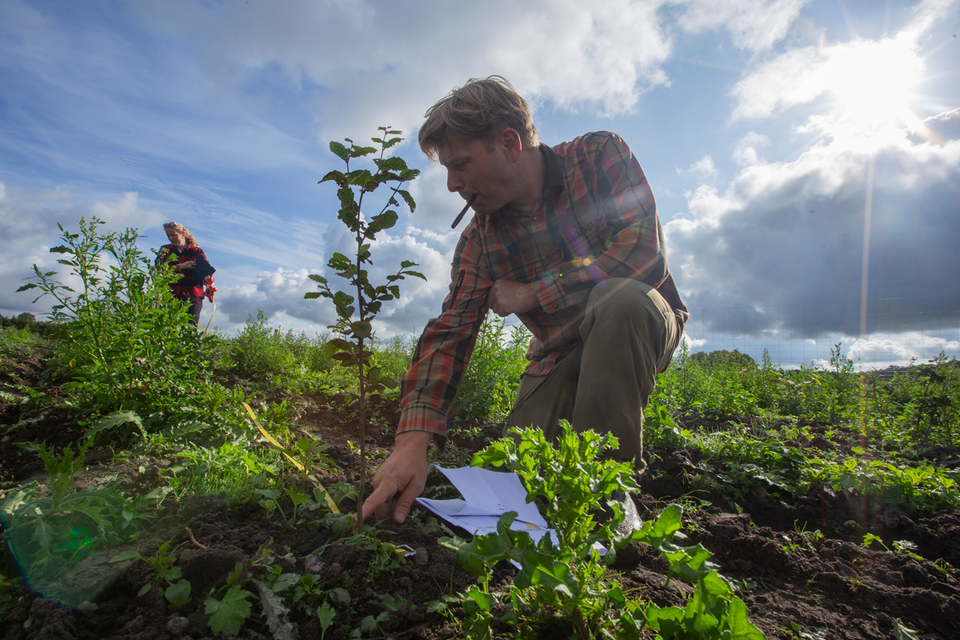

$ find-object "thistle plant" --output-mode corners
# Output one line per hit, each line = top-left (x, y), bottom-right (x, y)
(305, 127), (423, 525)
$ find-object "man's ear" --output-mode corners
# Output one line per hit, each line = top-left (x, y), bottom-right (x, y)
(498, 128), (523, 161)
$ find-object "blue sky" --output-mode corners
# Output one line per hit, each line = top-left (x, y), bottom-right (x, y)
(1, 0), (958, 368)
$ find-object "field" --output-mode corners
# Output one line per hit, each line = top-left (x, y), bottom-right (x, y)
(1, 304), (958, 640)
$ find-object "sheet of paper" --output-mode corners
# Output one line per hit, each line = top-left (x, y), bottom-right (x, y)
(416, 465), (605, 556)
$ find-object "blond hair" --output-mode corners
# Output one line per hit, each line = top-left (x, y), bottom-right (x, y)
(163, 221), (198, 248)
(418, 75), (539, 161)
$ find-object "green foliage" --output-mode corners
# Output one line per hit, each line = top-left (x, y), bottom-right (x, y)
(203, 561), (255, 636)
(305, 127), (422, 524)
(16, 217), (222, 433)
(805, 453), (959, 513)
(452, 425), (764, 639)
(1, 439), (154, 577)
(473, 422), (638, 553)
(161, 439), (284, 502)
(109, 537), (192, 610)
(451, 314), (531, 422)
(205, 583), (254, 636)
(0, 572), (24, 620)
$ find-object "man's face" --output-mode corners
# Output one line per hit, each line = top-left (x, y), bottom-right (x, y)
(438, 137), (516, 217)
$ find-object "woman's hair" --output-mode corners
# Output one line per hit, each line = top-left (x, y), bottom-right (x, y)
(418, 75), (539, 162)
(163, 221), (198, 247)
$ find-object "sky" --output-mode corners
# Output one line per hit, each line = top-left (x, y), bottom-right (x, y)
(1, 0), (958, 368)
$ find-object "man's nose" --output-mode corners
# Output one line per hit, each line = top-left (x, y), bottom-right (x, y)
(446, 170), (464, 193)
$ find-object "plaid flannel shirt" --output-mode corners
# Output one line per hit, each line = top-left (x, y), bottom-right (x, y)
(156, 244), (212, 297)
(398, 131), (688, 440)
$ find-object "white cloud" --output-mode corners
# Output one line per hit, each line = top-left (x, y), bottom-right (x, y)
(666, 126), (960, 338)
(728, 1), (954, 127)
(0, 184), (167, 317)
(847, 332), (960, 368)
(681, 155), (720, 180)
(675, 0), (810, 51)
(124, 0), (676, 141)
(213, 223), (458, 339)
(732, 132), (770, 166)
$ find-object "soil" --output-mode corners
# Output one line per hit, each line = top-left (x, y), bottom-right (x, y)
(2, 363), (959, 639)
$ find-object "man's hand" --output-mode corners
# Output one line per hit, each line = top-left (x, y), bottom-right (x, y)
(488, 280), (538, 317)
(360, 430), (431, 524)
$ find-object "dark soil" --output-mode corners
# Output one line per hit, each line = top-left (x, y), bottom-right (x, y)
(2, 364), (959, 639)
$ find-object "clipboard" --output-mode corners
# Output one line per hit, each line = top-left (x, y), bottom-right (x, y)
(188, 252), (216, 284)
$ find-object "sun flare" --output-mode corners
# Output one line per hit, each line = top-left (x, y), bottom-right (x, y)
(823, 37), (925, 132)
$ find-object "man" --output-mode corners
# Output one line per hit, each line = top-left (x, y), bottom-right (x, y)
(361, 76), (688, 524)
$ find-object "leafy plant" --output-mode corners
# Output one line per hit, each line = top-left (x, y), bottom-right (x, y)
(451, 314), (531, 422)
(204, 561), (255, 637)
(110, 537), (192, 610)
(16, 217), (220, 433)
(473, 422), (639, 554)
(450, 424), (765, 639)
(1, 439), (150, 575)
(304, 127), (422, 524)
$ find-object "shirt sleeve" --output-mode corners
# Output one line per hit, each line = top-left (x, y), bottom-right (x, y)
(396, 228), (492, 440)
(534, 133), (669, 314)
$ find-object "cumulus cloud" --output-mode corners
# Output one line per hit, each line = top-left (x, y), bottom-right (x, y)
(0, 184), (166, 317)
(214, 222), (458, 339)
(728, 0), (953, 124)
(667, 127), (960, 338)
(674, 0), (809, 51)
(680, 155), (720, 180)
(732, 132), (770, 166)
(124, 0), (676, 141)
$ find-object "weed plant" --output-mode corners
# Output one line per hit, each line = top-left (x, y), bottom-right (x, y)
(451, 314), (531, 423)
(646, 343), (960, 516)
(444, 424), (764, 639)
(16, 217), (229, 438)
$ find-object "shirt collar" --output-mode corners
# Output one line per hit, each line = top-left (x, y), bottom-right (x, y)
(540, 143), (565, 198)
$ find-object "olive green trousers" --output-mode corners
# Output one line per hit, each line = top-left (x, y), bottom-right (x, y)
(504, 278), (680, 465)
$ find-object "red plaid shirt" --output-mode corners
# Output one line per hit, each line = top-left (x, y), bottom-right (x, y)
(157, 244), (211, 297)
(399, 132), (688, 439)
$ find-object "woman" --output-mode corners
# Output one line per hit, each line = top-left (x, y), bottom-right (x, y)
(156, 221), (215, 326)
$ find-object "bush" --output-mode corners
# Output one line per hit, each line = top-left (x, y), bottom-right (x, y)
(451, 314), (531, 422)
(17, 217), (222, 435)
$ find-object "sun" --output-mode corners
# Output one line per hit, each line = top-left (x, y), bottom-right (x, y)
(823, 36), (925, 132)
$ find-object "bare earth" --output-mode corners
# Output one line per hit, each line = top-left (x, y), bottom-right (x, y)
(1, 361), (959, 639)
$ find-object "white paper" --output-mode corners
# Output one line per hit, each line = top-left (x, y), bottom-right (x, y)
(416, 466), (605, 556)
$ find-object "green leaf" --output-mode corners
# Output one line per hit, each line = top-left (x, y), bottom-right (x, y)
(379, 210), (398, 230)
(254, 579), (296, 640)
(350, 320), (372, 339)
(317, 600), (336, 631)
(723, 597), (766, 639)
(398, 189), (416, 213)
(205, 585), (253, 637)
(329, 141), (350, 162)
(109, 549), (142, 563)
(85, 410), (144, 440)
(164, 579), (192, 610)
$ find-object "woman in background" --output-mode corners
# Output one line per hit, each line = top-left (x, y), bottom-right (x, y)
(157, 221), (215, 326)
